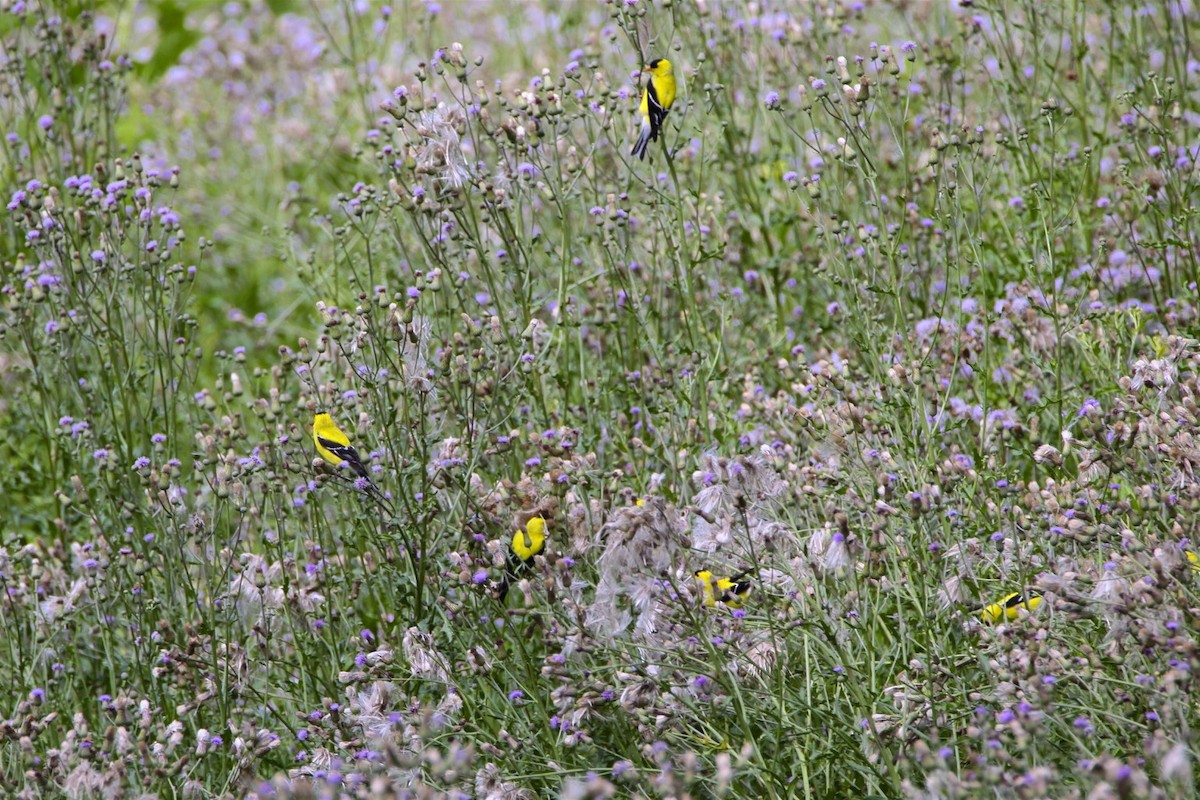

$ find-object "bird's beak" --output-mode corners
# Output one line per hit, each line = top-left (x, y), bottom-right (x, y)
(642, 66), (652, 73)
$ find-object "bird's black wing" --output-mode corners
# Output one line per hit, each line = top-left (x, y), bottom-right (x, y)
(317, 436), (370, 479)
(646, 79), (669, 137)
(727, 570), (754, 597)
(495, 548), (531, 603)
(1005, 591), (1039, 608)
(506, 546), (534, 576)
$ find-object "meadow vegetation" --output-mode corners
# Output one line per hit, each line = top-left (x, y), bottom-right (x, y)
(2, 0), (1199, 797)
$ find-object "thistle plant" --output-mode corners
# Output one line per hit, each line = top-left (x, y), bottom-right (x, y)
(1, 1), (1199, 798)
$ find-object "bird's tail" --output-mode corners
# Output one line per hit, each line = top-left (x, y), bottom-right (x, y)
(631, 118), (653, 160)
(495, 551), (533, 603)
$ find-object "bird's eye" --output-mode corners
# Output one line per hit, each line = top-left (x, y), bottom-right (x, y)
(648, 59), (661, 68)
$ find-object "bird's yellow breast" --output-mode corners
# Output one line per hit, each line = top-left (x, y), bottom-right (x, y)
(694, 570), (717, 607)
(652, 71), (676, 109)
(512, 516), (546, 562)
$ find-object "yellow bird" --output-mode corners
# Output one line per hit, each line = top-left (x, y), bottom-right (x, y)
(631, 58), (676, 160)
(497, 516), (547, 602)
(1187, 551), (1200, 572)
(510, 516), (547, 565)
(694, 569), (753, 610)
(311, 412), (391, 511)
(979, 591), (1042, 624)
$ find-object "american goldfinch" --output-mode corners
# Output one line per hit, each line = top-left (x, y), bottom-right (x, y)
(979, 591), (1042, 624)
(1187, 551), (1200, 572)
(510, 516), (547, 565)
(312, 412), (392, 511)
(694, 569), (753, 610)
(631, 58), (676, 161)
(497, 516), (547, 601)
